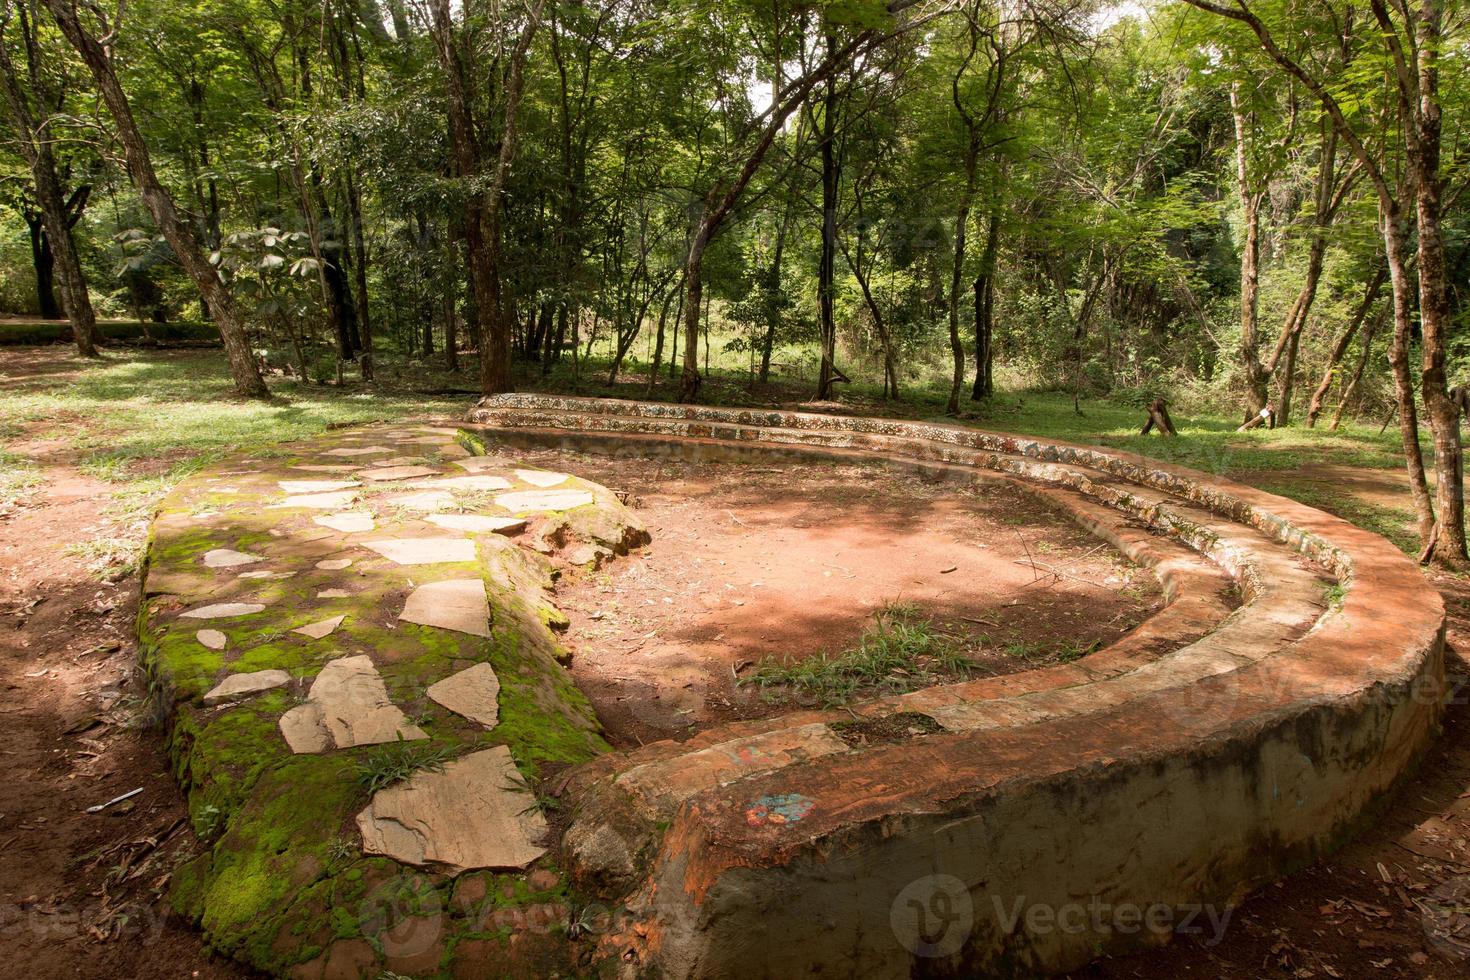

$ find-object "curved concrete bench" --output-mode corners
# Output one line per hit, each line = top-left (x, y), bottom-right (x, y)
(467, 393), (1445, 977)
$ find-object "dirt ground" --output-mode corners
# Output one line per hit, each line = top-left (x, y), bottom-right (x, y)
(0, 438), (249, 978)
(2, 363), (1469, 977)
(528, 449), (1160, 746)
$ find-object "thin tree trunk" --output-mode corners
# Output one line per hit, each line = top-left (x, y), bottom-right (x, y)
(1329, 306), (1384, 430)
(972, 206), (999, 400)
(1230, 82), (1269, 421)
(0, 21), (96, 355)
(815, 35), (840, 401)
(47, 0), (268, 390)
(1306, 265), (1385, 427)
(1382, 207), (1437, 547)
(1407, 0), (1466, 562)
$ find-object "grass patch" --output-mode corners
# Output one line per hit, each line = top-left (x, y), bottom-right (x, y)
(63, 534), (143, 581)
(740, 602), (983, 707)
(1254, 478), (1419, 556)
(350, 740), (459, 795)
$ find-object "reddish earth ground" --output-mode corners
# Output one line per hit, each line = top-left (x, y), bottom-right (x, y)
(1, 350), (1467, 977)
(528, 449), (1160, 745)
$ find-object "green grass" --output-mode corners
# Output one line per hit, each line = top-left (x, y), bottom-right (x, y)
(351, 740), (458, 795)
(741, 601), (983, 707)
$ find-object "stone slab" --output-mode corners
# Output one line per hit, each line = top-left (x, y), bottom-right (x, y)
(278, 480), (360, 494)
(314, 512), (375, 533)
(322, 446), (392, 457)
(363, 538), (477, 565)
(409, 475), (513, 492)
(427, 514), (526, 535)
(387, 491), (455, 512)
(514, 469), (569, 488)
(355, 745), (546, 873)
(202, 548), (264, 569)
(271, 491), (358, 510)
(359, 465), (442, 482)
(181, 602), (266, 619)
(204, 669), (291, 706)
(399, 579), (490, 637)
(196, 629), (227, 650)
(426, 663), (501, 728)
(493, 489), (594, 513)
(293, 614), (346, 639)
(279, 655), (425, 753)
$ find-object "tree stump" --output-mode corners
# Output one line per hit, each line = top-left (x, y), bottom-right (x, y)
(1140, 398), (1177, 437)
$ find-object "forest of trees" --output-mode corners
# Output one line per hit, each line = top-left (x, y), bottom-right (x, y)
(2, 0), (1468, 561)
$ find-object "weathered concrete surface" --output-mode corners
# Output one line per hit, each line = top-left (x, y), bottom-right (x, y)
(469, 393), (1446, 978)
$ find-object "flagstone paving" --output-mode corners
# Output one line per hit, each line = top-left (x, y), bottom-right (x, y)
(138, 421), (648, 978)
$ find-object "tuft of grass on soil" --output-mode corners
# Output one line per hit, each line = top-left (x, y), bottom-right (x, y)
(740, 601), (984, 707)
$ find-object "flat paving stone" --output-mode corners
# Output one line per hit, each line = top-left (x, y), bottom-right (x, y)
(196, 629), (227, 650)
(293, 614), (346, 639)
(314, 512), (375, 533)
(493, 489), (594, 513)
(363, 538), (476, 565)
(279, 655), (426, 753)
(355, 745), (546, 873)
(272, 490), (358, 510)
(426, 662), (500, 728)
(408, 475), (513, 492)
(386, 490), (455, 512)
(514, 469), (569, 488)
(399, 578), (490, 637)
(322, 446), (392, 457)
(202, 548), (264, 568)
(204, 669), (291, 706)
(427, 514), (526, 535)
(181, 602), (266, 619)
(315, 558), (354, 570)
(278, 480), (360, 494)
(239, 570), (293, 580)
(359, 465), (442, 482)
(291, 464), (358, 473)
(317, 588), (352, 599)
(453, 457), (503, 473)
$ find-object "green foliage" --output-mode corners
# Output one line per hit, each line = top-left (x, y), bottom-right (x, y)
(351, 740), (459, 795)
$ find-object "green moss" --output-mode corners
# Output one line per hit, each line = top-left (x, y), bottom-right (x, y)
(456, 428), (490, 456)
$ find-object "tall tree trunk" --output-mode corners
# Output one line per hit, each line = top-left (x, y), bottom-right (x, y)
(947, 152), (975, 416)
(23, 213), (59, 319)
(1407, 0), (1466, 562)
(1306, 265), (1385, 427)
(815, 36), (840, 401)
(47, 0), (265, 393)
(1382, 207), (1437, 546)
(1230, 81), (1269, 421)
(1329, 306), (1384, 431)
(971, 206), (999, 400)
(345, 170), (373, 379)
(0, 22), (96, 356)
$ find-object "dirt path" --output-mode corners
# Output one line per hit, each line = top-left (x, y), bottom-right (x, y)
(0, 442), (248, 978)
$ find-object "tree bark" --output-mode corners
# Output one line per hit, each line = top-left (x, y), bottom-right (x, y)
(1230, 81), (1269, 420)
(1405, 0), (1466, 562)
(45, 0), (266, 394)
(0, 13), (97, 356)
(815, 33), (841, 400)
(1306, 264), (1384, 427)
(972, 205), (999, 400)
